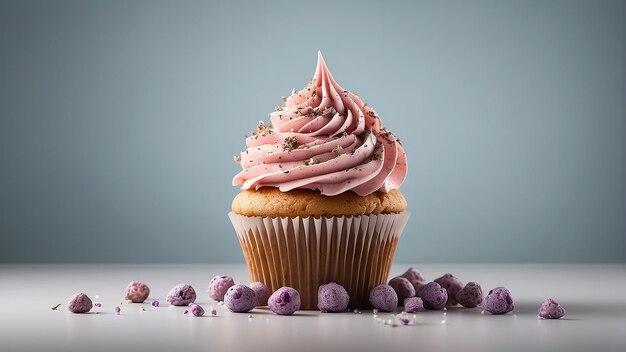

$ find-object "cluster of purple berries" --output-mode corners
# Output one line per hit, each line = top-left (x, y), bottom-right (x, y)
(65, 281), (154, 314)
(368, 269), (488, 312)
(368, 267), (565, 319)
(206, 275), (300, 315)
(161, 278), (302, 316)
(64, 269), (565, 320)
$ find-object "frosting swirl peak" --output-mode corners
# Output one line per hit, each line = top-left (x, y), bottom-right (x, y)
(233, 52), (407, 196)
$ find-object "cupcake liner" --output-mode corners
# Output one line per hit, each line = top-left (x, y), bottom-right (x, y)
(228, 211), (410, 310)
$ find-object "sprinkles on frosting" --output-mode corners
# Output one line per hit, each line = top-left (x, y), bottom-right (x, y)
(232, 52), (407, 197)
(282, 136), (301, 152)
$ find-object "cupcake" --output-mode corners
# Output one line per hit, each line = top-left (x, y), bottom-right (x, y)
(229, 52), (408, 309)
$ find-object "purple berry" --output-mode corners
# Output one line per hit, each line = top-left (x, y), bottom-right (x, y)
(456, 282), (484, 308)
(388, 277), (416, 304)
(207, 275), (235, 302)
(418, 282), (448, 310)
(249, 282), (270, 306)
(538, 298), (565, 319)
(368, 284), (398, 312)
(317, 282), (349, 312)
(483, 287), (514, 314)
(224, 284), (257, 313)
(434, 273), (463, 306)
(189, 303), (205, 317)
(166, 284), (197, 306)
(400, 267), (426, 293)
(67, 292), (93, 313)
(403, 297), (425, 313)
(268, 287), (301, 315)
(124, 281), (150, 303)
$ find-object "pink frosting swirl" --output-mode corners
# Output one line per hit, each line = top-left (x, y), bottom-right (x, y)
(233, 52), (407, 196)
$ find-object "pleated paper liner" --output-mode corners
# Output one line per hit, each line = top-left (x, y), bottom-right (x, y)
(228, 211), (410, 310)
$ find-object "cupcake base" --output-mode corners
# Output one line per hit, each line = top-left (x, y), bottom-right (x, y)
(228, 212), (410, 310)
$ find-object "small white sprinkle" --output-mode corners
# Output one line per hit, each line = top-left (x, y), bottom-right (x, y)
(443, 312), (447, 316)
(386, 319), (393, 325)
(373, 309), (379, 314)
(354, 309), (360, 314)
(443, 307), (447, 311)
(95, 295), (100, 299)
(413, 314), (417, 319)
(218, 301), (224, 305)
(513, 314), (518, 318)
(441, 320), (446, 324)
(481, 311), (485, 315)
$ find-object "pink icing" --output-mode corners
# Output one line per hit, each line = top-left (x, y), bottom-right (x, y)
(233, 52), (407, 196)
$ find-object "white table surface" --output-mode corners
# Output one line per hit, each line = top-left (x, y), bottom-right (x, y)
(1, 264), (625, 352)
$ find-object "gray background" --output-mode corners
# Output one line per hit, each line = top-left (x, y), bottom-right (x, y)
(1, 0), (624, 263)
